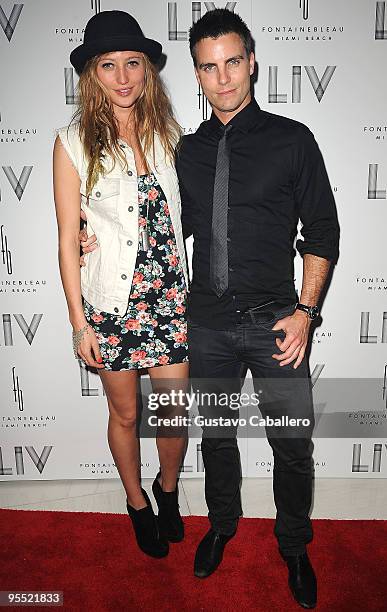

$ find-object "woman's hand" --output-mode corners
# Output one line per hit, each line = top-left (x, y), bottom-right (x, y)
(73, 322), (105, 369)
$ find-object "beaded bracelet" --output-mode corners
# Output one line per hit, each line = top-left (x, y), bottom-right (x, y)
(72, 324), (90, 359)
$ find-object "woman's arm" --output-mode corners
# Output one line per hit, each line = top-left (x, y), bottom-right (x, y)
(53, 135), (103, 368)
(53, 135), (86, 328)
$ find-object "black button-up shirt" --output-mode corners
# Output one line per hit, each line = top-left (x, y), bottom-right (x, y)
(176, 99), (340, 329)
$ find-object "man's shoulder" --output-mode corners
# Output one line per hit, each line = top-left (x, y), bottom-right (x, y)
(260, 109), (313, 140)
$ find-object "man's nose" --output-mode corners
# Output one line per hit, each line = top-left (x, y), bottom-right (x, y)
(217, 65), (231, 86)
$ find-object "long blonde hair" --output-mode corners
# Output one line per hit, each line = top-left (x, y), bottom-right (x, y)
(71, 53), (182, 195)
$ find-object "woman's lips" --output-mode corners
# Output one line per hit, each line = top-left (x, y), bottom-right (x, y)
(115, 88), (132, 96)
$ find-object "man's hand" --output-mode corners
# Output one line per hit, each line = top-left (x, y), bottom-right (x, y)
(79, 209), (98, 267)
(271, 310), (311, 369)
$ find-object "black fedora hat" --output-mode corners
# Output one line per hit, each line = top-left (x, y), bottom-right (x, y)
(70, 10), (162, 74)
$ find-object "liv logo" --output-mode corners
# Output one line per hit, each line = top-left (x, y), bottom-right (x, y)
(1, 314), (43, 346)
(311, 364), (325, 387)
(196, 442), (204, 471)
(0, 225), (12, 274)
(360, 312), (387, 343)
(268, 65), (336, 103)
(12, 366), (24, 411)
(197, 84), (210, 120)
(352, 443), (387, 472)
(1, 165), (33, 202)
(64, 68), (78, 105)
(375, 2), (387, 40)
(91, 0), (101, 15)
(168, 1), (237, 41)
(368, 164), (386, 199)
(79, 360), (106, 397)
(299, 0), (310, 20)
(0, 3), (23, 42)
(0, 445), (53, 475)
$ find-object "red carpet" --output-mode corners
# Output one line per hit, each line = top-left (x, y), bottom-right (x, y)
(1, 509), (386, 611)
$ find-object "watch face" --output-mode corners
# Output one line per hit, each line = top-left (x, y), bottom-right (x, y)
(309, 306), (319, 319)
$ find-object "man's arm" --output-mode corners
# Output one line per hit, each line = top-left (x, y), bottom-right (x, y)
(298, 253), (331, 307)
(272, 126), (340, 368)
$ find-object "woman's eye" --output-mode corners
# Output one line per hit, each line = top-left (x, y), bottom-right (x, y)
(128, 60), (139, 67)
(101, 62), (113, 69)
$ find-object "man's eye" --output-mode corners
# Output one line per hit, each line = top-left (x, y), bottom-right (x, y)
(229, 59), (240, 66)
(204, 65), (215, 72)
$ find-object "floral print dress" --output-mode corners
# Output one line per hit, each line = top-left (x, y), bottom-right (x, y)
(83, 173), (188, 370)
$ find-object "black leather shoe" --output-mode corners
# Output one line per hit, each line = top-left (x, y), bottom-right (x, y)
(194, 528), (234, 578)
(283, 552), (317, 609)
(152, 471), (184, 542)
(126, 487), (169, 558)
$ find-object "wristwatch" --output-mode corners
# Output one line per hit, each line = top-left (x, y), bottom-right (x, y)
(296, 303), (320, 320)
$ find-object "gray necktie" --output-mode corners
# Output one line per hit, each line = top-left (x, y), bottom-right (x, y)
(210, 124), (232, 297)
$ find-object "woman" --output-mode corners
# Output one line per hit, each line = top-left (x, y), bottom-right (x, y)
(53, 10), (189, 559)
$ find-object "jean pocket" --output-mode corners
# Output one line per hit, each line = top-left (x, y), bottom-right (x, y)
(255, 303), (297, 331)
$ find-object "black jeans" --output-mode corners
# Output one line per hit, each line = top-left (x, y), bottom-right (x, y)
(188, 302), (315, 556)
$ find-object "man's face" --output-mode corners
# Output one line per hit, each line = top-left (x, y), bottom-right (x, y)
(194, 32), (254, 121)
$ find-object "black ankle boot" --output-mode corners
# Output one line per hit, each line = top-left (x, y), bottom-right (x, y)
(126, 487), (169, 558)
(282, 552), (317, 609)
(152, 471), (184, 543)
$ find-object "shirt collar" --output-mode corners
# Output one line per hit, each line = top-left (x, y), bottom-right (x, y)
(206, 98), (263, 135)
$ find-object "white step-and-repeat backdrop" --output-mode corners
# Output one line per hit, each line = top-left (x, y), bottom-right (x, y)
(1, 0), (386, 480)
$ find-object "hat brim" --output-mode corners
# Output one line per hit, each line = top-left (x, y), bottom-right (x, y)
(70, 34), (162, 74)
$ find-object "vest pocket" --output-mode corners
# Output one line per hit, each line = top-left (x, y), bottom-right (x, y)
(80, 176), (120, 220)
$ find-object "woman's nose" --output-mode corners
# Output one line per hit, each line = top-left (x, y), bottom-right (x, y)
(116, 67), (129, 85)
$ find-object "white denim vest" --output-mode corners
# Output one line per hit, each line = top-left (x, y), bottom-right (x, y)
(56, 123), (189, 316)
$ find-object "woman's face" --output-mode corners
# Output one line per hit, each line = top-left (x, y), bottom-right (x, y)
(95, 50), (146, 111)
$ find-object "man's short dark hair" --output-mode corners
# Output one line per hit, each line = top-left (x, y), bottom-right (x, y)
(189, 9), (253, 66)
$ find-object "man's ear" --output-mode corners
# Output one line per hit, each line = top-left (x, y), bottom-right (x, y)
(249, 52), (255, 76)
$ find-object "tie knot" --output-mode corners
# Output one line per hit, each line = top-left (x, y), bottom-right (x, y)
(218, 123), (233, 139)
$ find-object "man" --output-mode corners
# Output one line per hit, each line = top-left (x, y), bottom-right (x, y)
(175, 9), (339, 610)
(80, 9), (339, 609)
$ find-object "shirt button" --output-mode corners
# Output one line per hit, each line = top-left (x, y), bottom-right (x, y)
(127, 170), (133, 176)
(121, 274), (127, 280)
(227, 237), (231, 242)
(114, 307), (119, 313)
(128, 206), (133, 212)
(127, 240), (133, 246)
(95, 191), (101, 198)
(119, 144), (126, 149)
(229, 267), (234, 272)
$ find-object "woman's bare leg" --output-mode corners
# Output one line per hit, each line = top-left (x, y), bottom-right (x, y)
(148, 362), (189, 491)
(99, 369), (146, 509)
